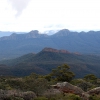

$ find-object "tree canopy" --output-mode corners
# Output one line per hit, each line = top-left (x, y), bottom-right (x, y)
(45, 64), (75, 82)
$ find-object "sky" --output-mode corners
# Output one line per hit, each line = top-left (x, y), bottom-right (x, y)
(0, 0), (100, 32)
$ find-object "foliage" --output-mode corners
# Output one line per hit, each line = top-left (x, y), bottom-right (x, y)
(45, 64), (75, 82)
(25, 73), (41, 80)
(34, 97), (48, 100)
(71, 79), (95, 91)
(6, 96), (24, 100)
(84, 74), (97, 84)
(84, 74), (97, 80)
(1, 69), (100, 100)
(89, 95), (100, 100)
(42, 93), (82, 100)
(23, 73), (49, 96)
(66, 94), (82, 100)
(6, 78), (26, 90)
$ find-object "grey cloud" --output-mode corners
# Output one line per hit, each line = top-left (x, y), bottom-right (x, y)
(8, 0), (31, 17)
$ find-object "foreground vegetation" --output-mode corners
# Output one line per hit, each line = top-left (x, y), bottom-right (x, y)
(0, 64), (100, 100)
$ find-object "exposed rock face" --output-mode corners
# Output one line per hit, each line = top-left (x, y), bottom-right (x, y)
(42, 47), (70, 54)
(0, 89), (36, 100)
(52, 82), (84, 96)
(52, 82), (90, 100)
(52, 82), (100, 99)
(87, 87), (100, 95)
(43, 88), (61, 97)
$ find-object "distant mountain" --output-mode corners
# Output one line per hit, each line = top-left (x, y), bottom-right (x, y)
(52, 29), (71, 36)
(0, 31), (26, 37)
(0, 31), (12, 37)
(0, 30), (48, 40)
(0, 29), (100, 59)
(0, 47), (100, 78)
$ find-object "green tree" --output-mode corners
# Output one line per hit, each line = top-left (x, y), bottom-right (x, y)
(71, 79), (93, 91)
(84, 74), (97, 83)
(24, 74), (49, 96)
(46, 64), (75, 82)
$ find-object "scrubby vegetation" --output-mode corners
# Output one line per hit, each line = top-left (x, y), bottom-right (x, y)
(0, 64), (100, 100)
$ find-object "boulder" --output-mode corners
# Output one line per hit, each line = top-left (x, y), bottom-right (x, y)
(87, 87), (100, 95)
(0, 89), (36, 100)
(51, 82), (90, 100)
(52, 82), (84, 96)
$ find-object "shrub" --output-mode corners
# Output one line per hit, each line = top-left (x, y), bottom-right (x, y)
(3, 96), (24, 100)
(89, 95), (100, 100)
(34, 96), (48, 100)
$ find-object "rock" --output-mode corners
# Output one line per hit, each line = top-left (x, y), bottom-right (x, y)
(43, 88), (61, 96)
(0, 89), (36, 100)
(52, 82), (84, 96)
(87, 87), (100, 95)
(43, 88), (62, 99)
(51, 82), (90, 100)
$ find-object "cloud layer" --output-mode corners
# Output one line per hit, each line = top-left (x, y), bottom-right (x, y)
(0, 0), (100, 32)
(8, 0), (31, 17)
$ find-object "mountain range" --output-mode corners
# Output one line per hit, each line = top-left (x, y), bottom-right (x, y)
(0, 29), (100, 60)
(0, 47), (100, 78)
(0, 31), (26, 37)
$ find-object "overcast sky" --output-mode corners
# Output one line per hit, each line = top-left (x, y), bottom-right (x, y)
(0, 0), (100, 32)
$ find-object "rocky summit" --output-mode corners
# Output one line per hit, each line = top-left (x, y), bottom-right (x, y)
(42, 47), (70, 54)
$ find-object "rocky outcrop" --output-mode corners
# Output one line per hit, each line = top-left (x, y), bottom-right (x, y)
(51, 82), (84, 96)
(87, 87), (100, 95)
(0, 89), (36, 100)
(42, 47), (70, 54)
(43, 88), (61, 97)
(51, 82), (93, 100)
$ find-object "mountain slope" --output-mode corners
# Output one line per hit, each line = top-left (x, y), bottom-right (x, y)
(0, 48), (100, 78)
(0, 29), (100, 60)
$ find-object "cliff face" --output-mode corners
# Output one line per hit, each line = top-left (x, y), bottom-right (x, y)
(42, 47), (70, 54)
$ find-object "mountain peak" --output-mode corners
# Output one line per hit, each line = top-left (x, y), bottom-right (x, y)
(52, 29), (80, 37)
(27, 30), (48, 38)
(29, 30), (39, 34)
(27, 30), (39, 37)
(53, 29), (71, 36)
(42, 47), (70, 54)
(10, 33), (17, 36)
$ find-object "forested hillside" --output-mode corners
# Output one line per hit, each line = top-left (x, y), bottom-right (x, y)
(0, 48), (100, 78)
(0, 29), (100, 59)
